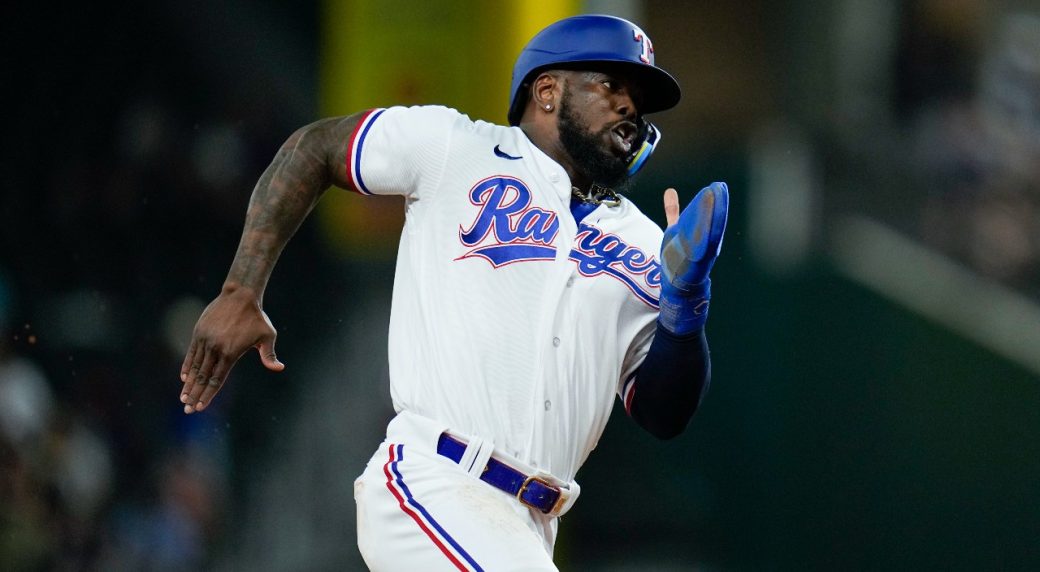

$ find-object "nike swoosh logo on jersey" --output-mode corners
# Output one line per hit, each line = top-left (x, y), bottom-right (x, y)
(493, 145), (522, 160)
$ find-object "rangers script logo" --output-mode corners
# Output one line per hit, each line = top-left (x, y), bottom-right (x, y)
(457, 176), (559, 267)
(569, 224), (661, 307)
(457, 175), (660, 307)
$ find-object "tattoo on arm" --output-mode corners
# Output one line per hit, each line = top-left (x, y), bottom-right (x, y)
(223, 113), (363, 297)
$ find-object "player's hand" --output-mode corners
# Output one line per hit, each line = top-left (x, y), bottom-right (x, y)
(660, 182), (729, 291)
(656, 182), (729, 335)
(178, 286), (285, 414)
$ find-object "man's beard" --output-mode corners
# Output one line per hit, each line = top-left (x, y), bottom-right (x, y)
(558, 90), (631, 191)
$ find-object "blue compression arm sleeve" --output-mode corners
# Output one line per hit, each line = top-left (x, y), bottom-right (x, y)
(628, 325), (710, 440)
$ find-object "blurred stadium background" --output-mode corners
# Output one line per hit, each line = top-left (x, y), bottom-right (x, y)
(3, 0), (1040, 569)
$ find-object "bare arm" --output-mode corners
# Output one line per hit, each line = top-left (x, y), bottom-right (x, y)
(179, 113), (363, 414)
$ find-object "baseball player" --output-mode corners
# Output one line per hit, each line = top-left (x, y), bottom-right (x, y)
(179, 14), (727, 571)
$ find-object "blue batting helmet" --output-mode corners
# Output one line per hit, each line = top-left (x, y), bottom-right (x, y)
(507, 14), (681, 126)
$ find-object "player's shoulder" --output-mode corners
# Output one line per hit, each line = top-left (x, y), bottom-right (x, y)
(615, 196), (666, 246)
(378, 105), (508, 137)
(375, 105), (464, 130)
(621, 196), (665, 234)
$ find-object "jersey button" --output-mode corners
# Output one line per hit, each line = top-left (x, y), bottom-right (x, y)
(544, 400), (552, 411)
(549, 173), (560, 183)
(566, 276), (575, 287)
(552, 337), (560, 347)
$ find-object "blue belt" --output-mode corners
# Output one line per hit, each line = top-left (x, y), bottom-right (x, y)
(436, 433), (562, 515)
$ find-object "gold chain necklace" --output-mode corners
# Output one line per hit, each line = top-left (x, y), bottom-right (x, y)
(571, 184), (621, 207)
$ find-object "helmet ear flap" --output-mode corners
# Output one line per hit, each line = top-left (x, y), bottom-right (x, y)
(508, 81), (531, 125)
(626, 120), (661, 176)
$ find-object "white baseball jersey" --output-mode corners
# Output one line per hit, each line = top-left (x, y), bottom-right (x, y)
(347, 105), (664, 568)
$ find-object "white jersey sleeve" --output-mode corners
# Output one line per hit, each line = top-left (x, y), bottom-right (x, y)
(345, 105), (462, 198)
(611, 213), (665, 410)
(617, 305), (657, 410)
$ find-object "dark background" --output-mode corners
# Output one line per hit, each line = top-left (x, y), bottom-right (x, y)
(3, 1), (1039, 570)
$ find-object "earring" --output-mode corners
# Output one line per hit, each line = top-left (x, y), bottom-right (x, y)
(544, 103), (553, 111)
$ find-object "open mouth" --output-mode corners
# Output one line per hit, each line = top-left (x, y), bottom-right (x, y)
(610, 122), (637, 156)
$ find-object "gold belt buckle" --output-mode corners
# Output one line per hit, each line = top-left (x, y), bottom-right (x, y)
(516, 475), (564, 515)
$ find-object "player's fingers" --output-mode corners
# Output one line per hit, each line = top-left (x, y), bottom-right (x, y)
(180, 342), (204, 405)
(185, 348), (217, 414)
(193, 357), (232, 413)
(257, 336), (285, 372)
(663, 188), (680, 227)
(180, 340), (199, 383)
(180, 377), (195, 408)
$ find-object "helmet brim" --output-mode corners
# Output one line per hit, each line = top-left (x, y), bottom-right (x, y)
(618, 61), (682, 115)
(508, 59), (681, 125)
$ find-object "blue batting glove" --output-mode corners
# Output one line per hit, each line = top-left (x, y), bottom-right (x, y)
(658, 182), (729, 335)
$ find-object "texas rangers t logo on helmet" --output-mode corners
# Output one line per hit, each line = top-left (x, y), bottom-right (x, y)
(633, 28), (654, 64)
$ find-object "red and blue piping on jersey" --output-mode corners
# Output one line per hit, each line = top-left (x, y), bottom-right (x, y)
(456, 176), (560, 267)
(345, 108), (386, 195)
(621, 372), (638, 415)
(383, 444), (484, 572)
(568, 223), (661, 308)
